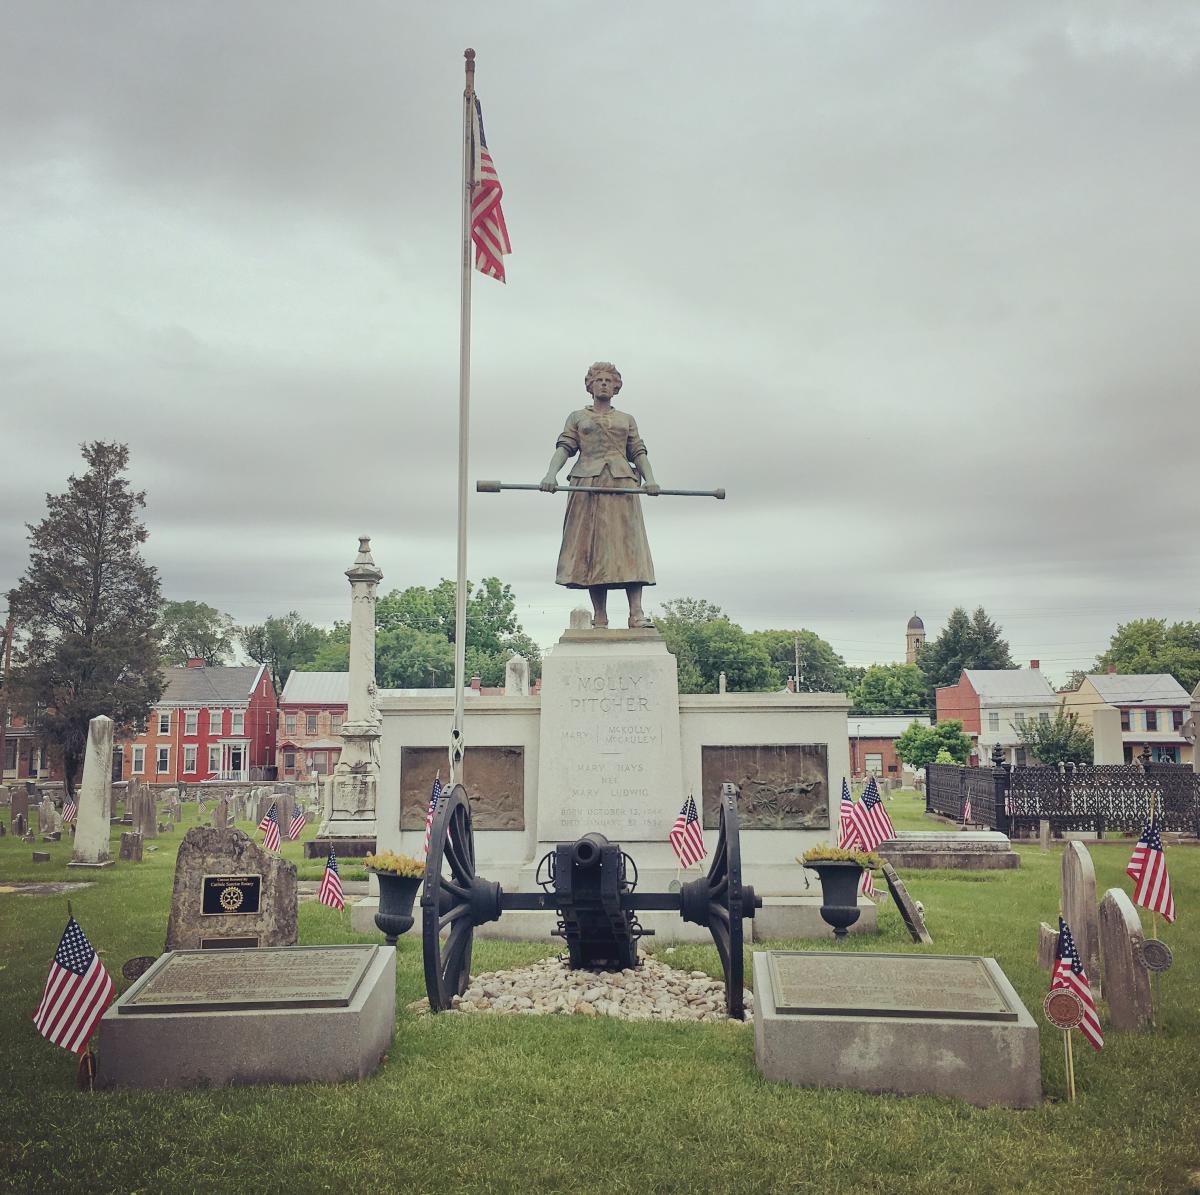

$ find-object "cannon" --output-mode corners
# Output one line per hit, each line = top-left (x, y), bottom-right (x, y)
(420, 783), (761, 1019)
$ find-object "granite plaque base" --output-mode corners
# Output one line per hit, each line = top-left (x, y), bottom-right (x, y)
(753, 951), (1041, 1108)
(96, 945), (395, 1089)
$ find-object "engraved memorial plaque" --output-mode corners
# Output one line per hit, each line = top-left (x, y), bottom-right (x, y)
(400, 746), (524, 831)
(119, 945), (378, 1014)
(201, 874), (262, 916)
(765, 952), (1018, 1022)
(701, 745), (829, 829)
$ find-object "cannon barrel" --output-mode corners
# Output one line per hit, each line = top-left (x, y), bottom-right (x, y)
(571, 832), (610, 869)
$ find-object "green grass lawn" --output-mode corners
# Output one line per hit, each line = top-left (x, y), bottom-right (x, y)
(1, 795), (1197, 1194)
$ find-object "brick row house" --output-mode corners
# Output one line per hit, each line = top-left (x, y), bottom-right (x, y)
(935, 664), (1059, 766)
(119, 660), (278, 786)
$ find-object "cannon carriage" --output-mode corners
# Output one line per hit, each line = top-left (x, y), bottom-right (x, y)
(420, 783), (762, 1019)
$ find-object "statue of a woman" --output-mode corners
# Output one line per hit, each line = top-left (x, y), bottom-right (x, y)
(540, 362), (660, 628)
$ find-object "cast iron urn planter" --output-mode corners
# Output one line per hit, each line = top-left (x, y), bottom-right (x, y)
(369, 870), (422, 945)
(806, 860), (864, 940)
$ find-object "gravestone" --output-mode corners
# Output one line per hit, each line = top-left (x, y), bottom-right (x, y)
(1037, 921), (1059, 970)
(0, 822), (5, 837)
(881, 862), (932, 944)
(753, 951), (1040, 1108)
(13, 812), (27, 837)
(39, 797), (59, 835)
(1099, 888), (1153, 1031)
(0, 785), (9, 805)
(10, 786), (29, 827)
(142, 790), (159, 839)
(119, 832), (144, 863)
(213, 798), (230, 830)
(69, 714), (116, 869)
(164, 827), (298, 952)
(1061, 841), (1100, 993)
(1038, 820), (1050, 850)
(32, 851), (51, 863)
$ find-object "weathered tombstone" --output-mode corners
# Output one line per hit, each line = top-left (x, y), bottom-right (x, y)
(0, 784), (9, 805)
(1038, 820), (1051, 850)
(164, 827), (298, 952)
(39, 796), (58, 835)
(1061, 842), (1101, 992)
(119, 832), (144, 863)
(32, 851), (51, 863)
(1036, 921), (1059, 970)
(213, 797), (230, 830)
(504, 651), (530, 697)
(138, 789), (158, 839)
(1099, 888), (1153, 1031)
(69, 714), (116, 869)
(0, 821), (6, 837)
(881, 862), (932, 944)
(13, 812), (27, 837)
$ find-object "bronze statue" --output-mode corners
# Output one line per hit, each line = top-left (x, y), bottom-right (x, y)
(540, 362), (660, 628)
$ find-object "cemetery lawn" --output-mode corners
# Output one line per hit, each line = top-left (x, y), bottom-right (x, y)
(1, 798), (1198, 1195)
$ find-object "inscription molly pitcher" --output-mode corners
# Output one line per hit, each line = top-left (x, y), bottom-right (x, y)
(569, 671), (654, 715)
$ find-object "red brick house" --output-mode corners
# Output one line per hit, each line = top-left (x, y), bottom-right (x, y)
(848, 715), (931, 778)
(119, 660), (277, 786)
(2, 712), (64, 782)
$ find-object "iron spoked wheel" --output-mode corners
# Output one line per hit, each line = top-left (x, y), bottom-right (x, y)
(421, 784), (498, 1012)
(707, 787), (748, 1019)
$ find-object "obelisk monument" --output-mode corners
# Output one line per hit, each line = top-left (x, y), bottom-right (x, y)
(68, 714), (115, 869)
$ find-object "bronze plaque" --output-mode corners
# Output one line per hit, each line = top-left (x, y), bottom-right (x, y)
(400, 746), (524, 830)
(119, 945), (377, 1013)
(766, 952), (1018, 1021)
(201, 874), (262, 916)
(200, 935), (260, 949)
(701, 745), (829, 829)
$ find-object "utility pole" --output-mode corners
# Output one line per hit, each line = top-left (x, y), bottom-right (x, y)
(0, 611), (13, 779)
(794, 636), (802, 693)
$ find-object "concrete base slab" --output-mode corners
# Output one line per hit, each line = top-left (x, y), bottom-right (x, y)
(66, 860), (115, 869)
(96, 945), (395, 1090)
(879, 831), (1020, 870)
(752, 951), (1041, 1108)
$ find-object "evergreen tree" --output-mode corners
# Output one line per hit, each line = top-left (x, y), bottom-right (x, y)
(7, 442), (163, 793)
(918, 606), (1014, 690)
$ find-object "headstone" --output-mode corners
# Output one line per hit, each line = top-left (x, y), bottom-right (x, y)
(504, 652), (530, 696)
(39, 796), (58, 835)
(0, 785), (9, 805)
(0, 821), (6, 837)
(69, 714), (116, 869)
(213, 798), (230, 830)
(881, 862), (932, 944)
(878, 831), (1019, 870)
(1098, 888), (1153, 1031)
(753, 951), (1040, 1108)
(32, 851), (51, 863)
(1061, 841), (1101, 992)
(13, 812), (27, 837)
(164, 827), (298, 952)
(1036, 921), (1059, 970)
(119, 832), (144, 863)
(139, 790), (158, 839)
(1038, 820), (1051, 850)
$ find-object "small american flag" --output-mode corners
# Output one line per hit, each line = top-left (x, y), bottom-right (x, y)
(1127, 817), (1175, 923)
(288, 804), (307, 842)
(962, 793), (972, 824)
(63, 798), (77, 824)
(837, 779), (876, 898)
(1053, 917), (1103, 1051)
(669, 794), (706, 870)
(849, 775), (895, 851)
(318, 849), (345, 911)
(423, 776), (443, 856)
(470, 98), (511, 282)
(260, 802), (281, 853)
(32, 916), (114, 1055)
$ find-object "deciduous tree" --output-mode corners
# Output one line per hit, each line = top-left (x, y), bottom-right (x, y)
(1015, 709), (1093, 766)
(751, 629), (859, 693)
(894, 719), (972, 768)
(239, 612), (324, 692)
(157, 599), (234, 665)
(1095, 618), (1200, 695)
(851, 663), (930, 713)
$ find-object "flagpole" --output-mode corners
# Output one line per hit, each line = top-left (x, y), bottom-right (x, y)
(450, 48), (476, 786)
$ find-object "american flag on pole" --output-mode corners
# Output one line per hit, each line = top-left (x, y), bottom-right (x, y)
(288, 804), (307, 842)
(317, 849), (345, 911)
(32, 916), (114, 1055)
(1052, 917), (1103, 1050)
(260, 802), (281, 853)
(669, 794), (706, 870)
(962, 793), (972, 824)
(836, 779), (877, 898)
(470, 98), (511, 282)
(848, 775), (896, 851)
(1127, 817), (1175, 923)
(63, 798), (77, 824)
(423, 776), (444, 856)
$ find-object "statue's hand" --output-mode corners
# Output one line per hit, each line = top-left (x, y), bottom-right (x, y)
(643, 483), (661, 496)
(539, 476), (558, 493)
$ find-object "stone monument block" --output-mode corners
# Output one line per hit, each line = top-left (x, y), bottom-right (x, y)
(1092, 705), (1125, 765)
(1099, 888), (1153, 1031)
(119, 832), (144, 863)
(399, 746), (524, 831)
(10, 786), (29, 825)
(213, 798), (230, 830)
(1061, 841), (1100, 992)
(165, 827), (297, 952)
(753, 951), (1040, 1108)
(504, 652), (530, 697)
(12, 812), (27, 838)
(69, 714), (116, 869)
(1037, 921), (1059, 970)
(700, 744), (828, 829)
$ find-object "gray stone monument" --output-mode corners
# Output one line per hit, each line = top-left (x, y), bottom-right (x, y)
(213, 797), (229, 830)
(119, 832), (144, 862)
(1037, 921), (1059, 970)
(1092, 704), (1125, 765)
(39, 796), (58, 835)
(12, 811), (27, 838)
(1099, 888), (1153, 1031)
(1061, 841), (1101, 992)
(69, 714), (116, 869)
(504, 651), (530, 697)
(10, 785), (29, 827)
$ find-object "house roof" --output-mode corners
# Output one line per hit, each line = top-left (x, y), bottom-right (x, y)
(1086, 673), (1190, 707)
(160, 664), (265, 706)
(849, 716), (931, 737)
(964, 669), (1057, 702)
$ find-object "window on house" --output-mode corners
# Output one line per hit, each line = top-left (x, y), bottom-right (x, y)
(331, 714), (343, 734)
(1174, 710), (1185, 732)
(208, 744), (220, 773)
(231, 710), (245, 734)
(157, 710), (170, 735)
(1012, 711), (1026, 727)
(284, 750), (296, 770)
(3, 741), (16, 771)
(1120, 709), (1131, 731)
(285, 714), (297, 736)
(132, 746), (145, 773)
(183, 745), (197, 773)
(209, 708), (223, 734)
(184, 710), (198, 735)
(306, 713), (318, 735)
(156, 746), (170, 774)
(987, 712), (1000, 732)
(1145, 709), (1158, 732)
(864, 753), (883, 774)
(1038, 712), (1050, 723)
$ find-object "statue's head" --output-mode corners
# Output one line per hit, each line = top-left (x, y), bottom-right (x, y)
(584, 362), (622, 396)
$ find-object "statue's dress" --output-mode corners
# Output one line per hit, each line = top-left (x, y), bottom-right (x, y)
(554, 406), (656, 589)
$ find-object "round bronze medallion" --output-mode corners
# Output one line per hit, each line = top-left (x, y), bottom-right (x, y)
(1138, 938), (1174, 973)
(219, 885), (244, 912)
(1043, 988), (1085, 1030)
(121, 955), (156, 981)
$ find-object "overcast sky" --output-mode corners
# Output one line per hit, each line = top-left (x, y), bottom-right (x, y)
(2, 3), (1197, 684)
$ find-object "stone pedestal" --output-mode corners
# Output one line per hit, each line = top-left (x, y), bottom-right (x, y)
(535, 628), (683, 846)
(70, 715), (116, 869)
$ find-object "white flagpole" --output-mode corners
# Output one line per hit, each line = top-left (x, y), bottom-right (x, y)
(450, 48), (476, 786)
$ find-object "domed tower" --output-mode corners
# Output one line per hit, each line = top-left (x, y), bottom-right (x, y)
(906, 613), (925, 665)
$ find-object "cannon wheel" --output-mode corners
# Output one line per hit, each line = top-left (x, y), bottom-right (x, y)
(421, 784), (480, 1012)
(706, 787), (749, 1019)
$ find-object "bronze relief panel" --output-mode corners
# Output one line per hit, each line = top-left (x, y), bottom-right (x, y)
(400, 746), (525, 831)
(701, 744), (829, 829)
